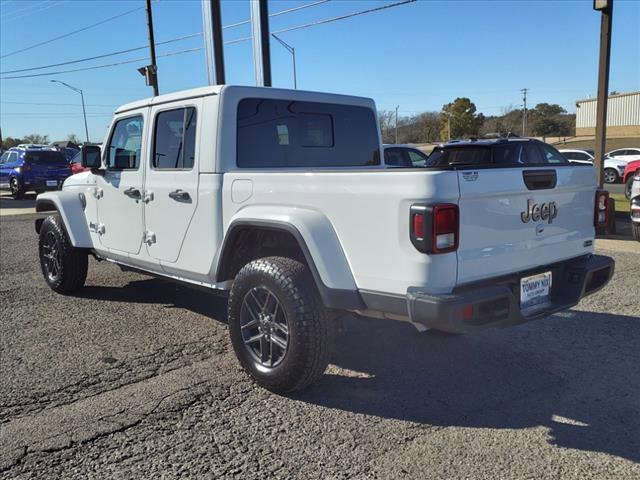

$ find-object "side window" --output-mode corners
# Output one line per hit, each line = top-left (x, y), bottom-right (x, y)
(8, 152), (18, 163)
(106, 116), (143, 169)
(408, 150), (428, 167)
(522, 143), (545, 164)
(576, 152), (591, 161)
(384, 148), (411, 167)
(237, 98), (380, 168)
(0, 152), (9, 164)
(153, 107), (197, 169)
(538, 144), (568, 164)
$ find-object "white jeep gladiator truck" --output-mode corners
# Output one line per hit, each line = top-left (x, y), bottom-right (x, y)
(35, 85), (614, 392)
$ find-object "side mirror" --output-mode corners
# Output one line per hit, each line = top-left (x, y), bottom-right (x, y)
(81, 145), (101, 169)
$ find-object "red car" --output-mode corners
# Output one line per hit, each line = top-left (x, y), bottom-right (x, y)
(624, 159), (640, 199)
(69, 150), (91, 175)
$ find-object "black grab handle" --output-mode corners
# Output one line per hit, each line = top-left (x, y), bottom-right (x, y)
(523, 169), (557, 190)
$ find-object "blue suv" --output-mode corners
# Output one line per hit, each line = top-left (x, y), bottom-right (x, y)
(0, 146), (71, 199)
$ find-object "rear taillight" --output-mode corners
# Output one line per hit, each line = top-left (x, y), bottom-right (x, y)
(410, 203), (459, 254)
(594, 190), (609, 228)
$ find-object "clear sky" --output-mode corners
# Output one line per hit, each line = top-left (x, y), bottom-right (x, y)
(0, 0), (638, 142)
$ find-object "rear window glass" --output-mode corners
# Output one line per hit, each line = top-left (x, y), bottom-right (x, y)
(25, 151), (66, 165)
(237, 98), (380, 168)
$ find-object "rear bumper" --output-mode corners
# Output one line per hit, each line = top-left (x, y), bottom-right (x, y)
(405, 254), (614, 333)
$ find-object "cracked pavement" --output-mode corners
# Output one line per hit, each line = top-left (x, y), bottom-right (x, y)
(1, 213), (639, 479)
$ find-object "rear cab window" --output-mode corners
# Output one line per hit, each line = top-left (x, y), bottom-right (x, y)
(236, 98), (380, 168)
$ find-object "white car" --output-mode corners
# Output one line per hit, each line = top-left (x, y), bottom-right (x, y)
(383, 144), (430, 167)
(559, 149), (627, 184)
(605, 148), (640, 163)
(631, 172), (640, 241)
(34, 85), (614, 392)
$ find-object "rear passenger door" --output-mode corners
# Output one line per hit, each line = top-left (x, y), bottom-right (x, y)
(143, 102), (201, 263)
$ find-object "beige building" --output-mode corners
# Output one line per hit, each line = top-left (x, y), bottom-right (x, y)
(575, 91), (640, 137)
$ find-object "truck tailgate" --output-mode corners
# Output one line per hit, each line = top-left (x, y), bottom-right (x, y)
(456, 166), (596, 285)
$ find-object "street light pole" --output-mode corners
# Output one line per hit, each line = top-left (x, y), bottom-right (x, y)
(272, 33), (296, 89)
(50, 80), (89, 143)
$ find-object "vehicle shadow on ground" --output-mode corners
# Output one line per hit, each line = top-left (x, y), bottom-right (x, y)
(75, 277), (639, 463)
(0, 193), (36, 209)
(296, 311), (640, 464)
(78, 277), (229, 321)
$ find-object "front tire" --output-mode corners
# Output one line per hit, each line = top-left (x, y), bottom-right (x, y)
(9, 177), (25, 199)
(38, 215), (88, 293)
(604, 168), (619, 184)
(228, 256), (334, 393)
(633, 222), (640, 242)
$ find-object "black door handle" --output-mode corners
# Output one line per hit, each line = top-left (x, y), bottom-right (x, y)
(168, 189), (191, 202)
(124, 187), (141, 199)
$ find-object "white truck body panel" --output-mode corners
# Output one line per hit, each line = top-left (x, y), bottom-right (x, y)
(40, 85), (612, 329)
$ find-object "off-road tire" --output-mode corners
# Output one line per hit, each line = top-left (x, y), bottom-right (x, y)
(38, 215), (88, 293)
(9, 177), (25, 199)
(228, 256), (334, 393)
(633, 222), (640, 242)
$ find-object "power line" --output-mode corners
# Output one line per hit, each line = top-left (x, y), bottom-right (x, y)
(0, 0), (50, 21)
(223, 0), (331, 29)
(0, 47), (203, 80)
(0, 0), (330, 74)
(225, 0), (416, 45)
(1, 1), (69, 24)
(0, 33), (202, 75)
(0, 5), (145, 59)
(1, 101), (119, 107)
(1, 0), (416, 79)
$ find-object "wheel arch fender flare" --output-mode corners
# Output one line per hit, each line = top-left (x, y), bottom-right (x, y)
(216, 206), (364, 310)
(35, 191), (93, 248)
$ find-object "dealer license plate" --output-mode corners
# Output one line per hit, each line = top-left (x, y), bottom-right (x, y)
(520, 271), (552, 310)
(46, 180), (58, 187)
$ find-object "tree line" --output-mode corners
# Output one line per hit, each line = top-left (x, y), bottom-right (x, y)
(1, 133), (81, 150)
(379, 98), (576, 144)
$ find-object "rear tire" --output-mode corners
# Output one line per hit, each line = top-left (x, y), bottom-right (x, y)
(38, 215), (88, 293)
(633, 222), (640, 242)
(9, 177), (25, 199)
(228, 256), (334, 393)
(604, 168), (618, 184)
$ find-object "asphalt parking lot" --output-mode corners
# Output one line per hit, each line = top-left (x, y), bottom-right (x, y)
(1, 211), (639, 479)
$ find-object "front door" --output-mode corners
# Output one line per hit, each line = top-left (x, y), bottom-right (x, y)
(143, 103), (200, 263)
(96, 113), (146, 255)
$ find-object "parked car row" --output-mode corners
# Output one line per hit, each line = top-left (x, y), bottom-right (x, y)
(559, 147), (640, 186)
(0, 146), (71, 199)
(631, 171), (640, 241)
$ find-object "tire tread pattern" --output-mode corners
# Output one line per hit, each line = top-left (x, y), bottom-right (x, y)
(39, 215), (88, 293)
(228, 256), (334, 393)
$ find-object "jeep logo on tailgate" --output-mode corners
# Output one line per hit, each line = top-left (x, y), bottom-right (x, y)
(521, 199), (558, 224)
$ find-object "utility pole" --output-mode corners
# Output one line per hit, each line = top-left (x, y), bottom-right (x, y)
(395, 105), (399, 144)
(272, 34), (296, 89)
(250, 0), (272, 87)
(521, 88), (528, 136)
(144, 0), (159, 96)
(593, 0), (614, 188)
(202, 0), (225, 85)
